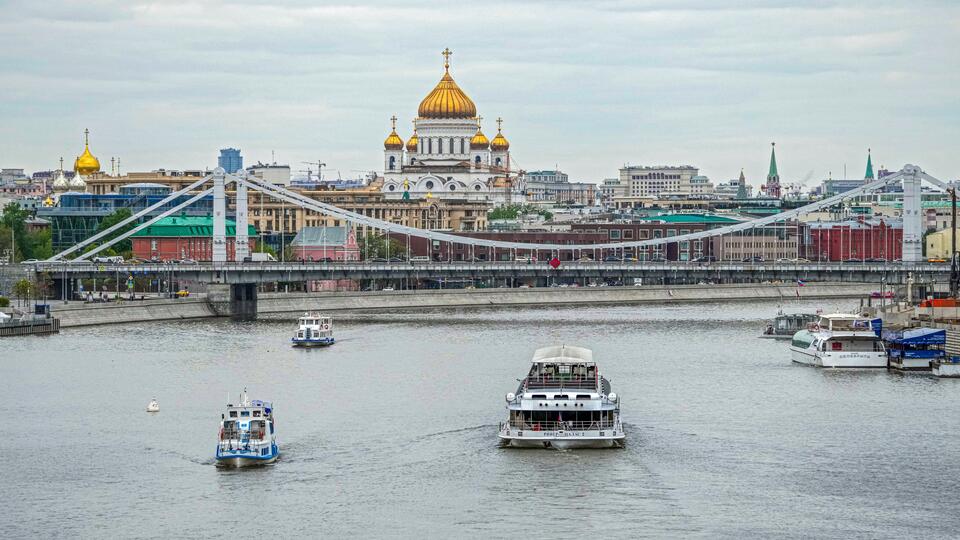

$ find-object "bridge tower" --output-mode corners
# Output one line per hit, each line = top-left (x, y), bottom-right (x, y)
(901, 165), (923, 263)
(235, 177), (249, 262)
(212, 167), (227, 263)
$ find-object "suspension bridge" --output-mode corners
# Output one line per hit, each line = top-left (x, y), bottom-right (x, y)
(21, 164), (958, 319)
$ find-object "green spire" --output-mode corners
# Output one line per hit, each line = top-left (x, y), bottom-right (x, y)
(768, 142), (779, 179)
(865, 148), (874, 179)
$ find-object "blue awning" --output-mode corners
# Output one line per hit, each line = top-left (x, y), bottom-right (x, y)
(883, 327), (946, 346)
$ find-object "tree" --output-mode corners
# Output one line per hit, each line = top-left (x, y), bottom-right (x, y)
(1, 203), (28, 261)
(358, 233), (408, 259)
(94, 209), (135, 254)
(13, 278), (32, 307)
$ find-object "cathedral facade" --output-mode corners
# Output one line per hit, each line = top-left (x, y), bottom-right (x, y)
(380, 49), (525, 207)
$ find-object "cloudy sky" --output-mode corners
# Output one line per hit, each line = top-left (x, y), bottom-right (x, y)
(2, 0), (957, 188)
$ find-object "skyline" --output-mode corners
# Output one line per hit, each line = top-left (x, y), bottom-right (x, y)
(2, 1), (958, 186)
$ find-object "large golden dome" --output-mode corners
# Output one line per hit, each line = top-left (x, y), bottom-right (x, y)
(73, 128), (101, 175)
(417, 49), (477, 119)
(384, 116), (404, 150)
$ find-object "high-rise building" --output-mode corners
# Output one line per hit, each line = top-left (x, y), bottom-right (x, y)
(218, 148), (243, 174)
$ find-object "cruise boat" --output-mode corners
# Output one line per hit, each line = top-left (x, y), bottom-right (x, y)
(215, 389), (279, 467)
(498, 345), (625, 449)
(790, 313), (886, 368)
(291, 312), (334, 347)
(931, 357), (960, 377)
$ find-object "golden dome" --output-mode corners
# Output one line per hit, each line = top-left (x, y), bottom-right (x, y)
(417, 48), (477, 119)
(490, 117), (509, 151)
(384, 115), (404, 150)
(406, 128), (419, 152)
(470, 124), (489, 149)
(73, 129), (101, 175)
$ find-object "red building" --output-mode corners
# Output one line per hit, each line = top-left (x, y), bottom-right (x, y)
(130, 216), (257, 261)
(289, 226), (360, 262)
(807, 218), (902, 261)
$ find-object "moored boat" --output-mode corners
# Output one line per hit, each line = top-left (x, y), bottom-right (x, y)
(761, 311), (819, 339)
(216, 389), (279, 467)
(790, 313), (886, 368)
(498, 345), (624, 449)
(291, 312), (334, 347)
(931, 357), (960, 377)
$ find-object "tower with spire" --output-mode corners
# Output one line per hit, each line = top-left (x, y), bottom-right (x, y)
(762, 142), (781, 199)
(736, 169), (748, 199)
(865, 148), (874, 180)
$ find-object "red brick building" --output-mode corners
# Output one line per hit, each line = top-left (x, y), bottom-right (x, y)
(807, 218), (902, 261)
(130, 216), (257, 261)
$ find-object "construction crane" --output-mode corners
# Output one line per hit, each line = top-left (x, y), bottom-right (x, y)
(301, 161), (326, 182)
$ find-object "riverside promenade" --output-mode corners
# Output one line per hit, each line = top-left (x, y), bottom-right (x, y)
(47, 282), (879, 328)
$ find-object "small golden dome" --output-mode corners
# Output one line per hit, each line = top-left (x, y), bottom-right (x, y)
(74, 129), (101, 175)
(418, 48), (477, 119)
(470, 127), (489, 149)
(490, 117), (509, 151)
(384, 115), (404, 150)
(406, 130), (419, 152)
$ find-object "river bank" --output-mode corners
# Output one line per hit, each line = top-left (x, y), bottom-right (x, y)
(46, 282), (879, 328)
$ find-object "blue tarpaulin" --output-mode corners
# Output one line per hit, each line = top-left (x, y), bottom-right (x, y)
(882, 327), (946, 346)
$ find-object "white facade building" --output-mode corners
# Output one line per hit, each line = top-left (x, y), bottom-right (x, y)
(380, 49), (525, 207)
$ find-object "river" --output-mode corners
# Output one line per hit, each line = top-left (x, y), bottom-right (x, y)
(2, 299), (959, 538)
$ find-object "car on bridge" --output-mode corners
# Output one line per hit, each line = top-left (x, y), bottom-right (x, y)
(742, 256), (765, 263)
(691, 255), (717, 263)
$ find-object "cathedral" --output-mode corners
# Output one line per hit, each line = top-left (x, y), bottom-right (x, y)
(380, 49), (525, 206)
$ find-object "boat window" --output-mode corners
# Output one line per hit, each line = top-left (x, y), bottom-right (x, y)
(558, 364), (571, 374)
(553, 395), (569, 400)
(832, 342), (843, 351)
(531, 394), (547, 399)
(576, 394), (591, 400)
(253, 410), (261, 417)
(229, 411), (237, 418)
(240, 411), (250, 417)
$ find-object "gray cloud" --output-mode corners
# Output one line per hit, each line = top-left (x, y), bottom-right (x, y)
(1, 0), (957, 186)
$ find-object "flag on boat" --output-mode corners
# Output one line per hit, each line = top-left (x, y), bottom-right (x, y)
(796, 279), (806, 287)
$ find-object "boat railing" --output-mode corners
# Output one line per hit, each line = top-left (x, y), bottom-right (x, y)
(523, 375), (598, 391)
(505, 420), (617, 431)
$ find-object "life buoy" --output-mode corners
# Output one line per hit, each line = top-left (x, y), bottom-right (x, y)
(219, 426), (224, 440)
(322, 324), (330, 330)
(533, 423), (541, 431)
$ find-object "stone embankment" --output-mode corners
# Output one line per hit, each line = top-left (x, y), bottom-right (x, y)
(50, 282), (878, 328)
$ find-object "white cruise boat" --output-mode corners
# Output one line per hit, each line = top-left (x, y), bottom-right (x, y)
(790, 313), (886, 368)
(215, 389), (279, 467)
(498, 345), (624, 449)
(291, 312), (334, 347)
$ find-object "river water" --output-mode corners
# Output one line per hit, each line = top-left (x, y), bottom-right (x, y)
(2, 299), (959, 539)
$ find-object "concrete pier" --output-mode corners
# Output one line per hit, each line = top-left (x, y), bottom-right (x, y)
(47, 282), (877, 328)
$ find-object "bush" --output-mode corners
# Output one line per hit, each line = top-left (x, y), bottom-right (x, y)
(0, 296), (8, 307)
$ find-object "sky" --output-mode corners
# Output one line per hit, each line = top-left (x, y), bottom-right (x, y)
(1, 0), (958, 189)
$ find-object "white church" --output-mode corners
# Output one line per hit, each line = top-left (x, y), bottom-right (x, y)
(380, 49), (526, 206)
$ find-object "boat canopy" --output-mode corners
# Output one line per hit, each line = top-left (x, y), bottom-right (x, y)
(532, 345), (594, 364)
(883, 327), (946, 346)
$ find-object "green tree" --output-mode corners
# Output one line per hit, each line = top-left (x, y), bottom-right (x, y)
(358, 233), (408, 260)
(94, 208), (135, 254)
(13, 278), (32, 306)
(488, 204), (552, 221)
(1, 203), (29, 261)
(0, 297), (10, 308)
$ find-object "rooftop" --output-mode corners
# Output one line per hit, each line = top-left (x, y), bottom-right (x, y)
(130, 215), (257, 238)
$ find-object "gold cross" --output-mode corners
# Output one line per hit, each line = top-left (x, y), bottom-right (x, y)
(84, 128), (90, 145)
(442, 48), (452, 70)
(59, 157), (64, 170)
(390, 115), (397, 130)
(496, 117), (503, 131)
(477, 115), (483, 128)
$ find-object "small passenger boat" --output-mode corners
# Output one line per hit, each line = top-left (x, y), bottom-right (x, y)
(291, 312), (334, 347)
(498, 345), (624, 449)
(761, 311), (819, 339)
(790, 313), (886, 368)
(216, 389), (279, 467)
(146, 398), (159, 413)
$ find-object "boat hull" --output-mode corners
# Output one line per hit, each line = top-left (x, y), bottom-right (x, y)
(791, 347), (886, 368)
(291, 337), (335, 347)
(216, 444), (279, 467)
(932, 361), (960, 377)
(499, 435), (624, 449)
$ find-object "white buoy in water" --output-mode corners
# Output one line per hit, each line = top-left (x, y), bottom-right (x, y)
(146, 399), (160, 413)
